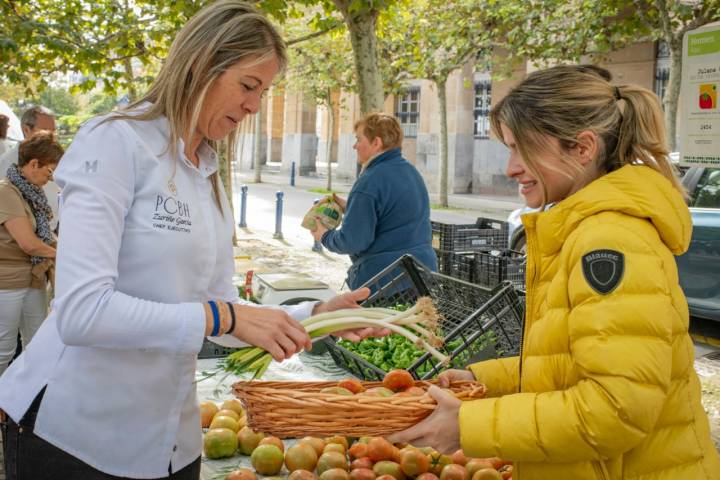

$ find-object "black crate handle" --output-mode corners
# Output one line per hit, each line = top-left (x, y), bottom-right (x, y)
(400, 254), (431, 297)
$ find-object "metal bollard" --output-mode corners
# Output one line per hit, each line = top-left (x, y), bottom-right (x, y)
(311, 198), (323, 253)
(290, 161), (296, 187)
(273, 191), (284, 239)
(238, 185), (248, 228)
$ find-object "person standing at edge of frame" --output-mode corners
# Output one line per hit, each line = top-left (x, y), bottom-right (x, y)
(389, 64), (720, 480)
(0, 132), (62, 376)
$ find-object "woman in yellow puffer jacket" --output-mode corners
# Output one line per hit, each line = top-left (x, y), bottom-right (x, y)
(389, 65), (720, 479)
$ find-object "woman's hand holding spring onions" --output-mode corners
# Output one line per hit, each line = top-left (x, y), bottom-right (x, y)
(313, 287), (391, 341)
(222, 295), (444, 378)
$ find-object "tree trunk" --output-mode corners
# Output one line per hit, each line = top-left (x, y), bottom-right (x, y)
(223, 140), (234, 208)
(664, 36), (683, 152)
(334, 1), (384, 113)
(123, 57), (137, 102)
(437, 78), (449, 208)
(217, 139), (236, 246)
(253, 109), (262, 183)
(222, 139), (238, 245)
(218, 140), (231, 201)
(326, 90), (335, 192)
(121, 0), (137, 102)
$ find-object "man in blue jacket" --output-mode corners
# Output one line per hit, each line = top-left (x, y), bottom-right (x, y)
(311, 113), (437, 289)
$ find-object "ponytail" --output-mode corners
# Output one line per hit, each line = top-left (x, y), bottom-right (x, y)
(612, 85), (685, 194)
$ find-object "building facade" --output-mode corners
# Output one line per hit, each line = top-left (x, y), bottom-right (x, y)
(238, 41), (671, 197)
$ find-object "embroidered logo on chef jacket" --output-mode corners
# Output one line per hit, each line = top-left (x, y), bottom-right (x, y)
(84, 160), (98, 174)
(152, 194), (193, 233)
(582, 249), (624, 295)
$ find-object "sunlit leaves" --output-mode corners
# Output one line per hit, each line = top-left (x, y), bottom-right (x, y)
(0, 0), (203, 97)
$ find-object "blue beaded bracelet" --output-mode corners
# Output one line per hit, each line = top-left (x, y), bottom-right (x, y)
(208, 300), (220, 336)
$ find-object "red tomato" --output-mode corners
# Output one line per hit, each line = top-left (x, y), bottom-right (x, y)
(440, 464), (468, 480)
(382, 370), (414, 392)
(338, 379), (365, 394)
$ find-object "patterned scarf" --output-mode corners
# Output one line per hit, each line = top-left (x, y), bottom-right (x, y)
(6, 163), (54, 265)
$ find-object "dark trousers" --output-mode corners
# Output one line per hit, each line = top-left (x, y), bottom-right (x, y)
(1, 389), (200, 480)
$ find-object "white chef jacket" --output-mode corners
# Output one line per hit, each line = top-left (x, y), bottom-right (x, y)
(0, 109), (315, 479)
(0, 142), (61, 231)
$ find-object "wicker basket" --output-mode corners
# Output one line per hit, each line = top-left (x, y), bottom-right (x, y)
(233, 379), (486, 438)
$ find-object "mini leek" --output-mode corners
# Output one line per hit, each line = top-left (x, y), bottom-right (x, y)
(220, 297), (445, 378)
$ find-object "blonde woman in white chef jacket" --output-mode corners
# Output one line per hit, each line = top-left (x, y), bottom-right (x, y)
(0, 3), (384, 479)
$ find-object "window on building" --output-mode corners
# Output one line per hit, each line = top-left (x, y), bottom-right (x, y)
(396, 88), (420, 138)
(474, 80), (492, 139)
(654, 41), (671, 108)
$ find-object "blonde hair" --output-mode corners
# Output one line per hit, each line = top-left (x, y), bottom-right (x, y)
(355, 113), (404, 150)
(490, 64), (684, 205)
(107, 1), (287, 211)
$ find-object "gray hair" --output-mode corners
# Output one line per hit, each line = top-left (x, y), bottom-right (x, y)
(21, 106), (56, 129)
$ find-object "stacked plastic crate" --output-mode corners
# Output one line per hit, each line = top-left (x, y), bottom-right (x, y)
(432, 217), (509, 283)
(473, 250), (526, 290)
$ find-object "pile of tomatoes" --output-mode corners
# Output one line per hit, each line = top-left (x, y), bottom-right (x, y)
(206, 370), (512, 480)
(219, 431), (512, 480)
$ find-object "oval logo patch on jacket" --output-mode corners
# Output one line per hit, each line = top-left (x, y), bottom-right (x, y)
(582, 249), (624, 294)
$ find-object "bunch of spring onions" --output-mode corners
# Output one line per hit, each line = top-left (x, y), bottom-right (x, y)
(220, 297), (446, 379)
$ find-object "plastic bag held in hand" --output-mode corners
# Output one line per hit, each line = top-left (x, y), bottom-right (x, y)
(301, 195), (344, 231)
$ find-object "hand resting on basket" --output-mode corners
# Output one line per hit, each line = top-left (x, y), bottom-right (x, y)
(387, 385), (462, 454)
(437, 368), (476, 387)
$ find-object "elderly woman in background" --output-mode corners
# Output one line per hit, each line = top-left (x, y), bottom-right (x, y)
(312, 112), (437, 289)
(0, 131), (61, 375)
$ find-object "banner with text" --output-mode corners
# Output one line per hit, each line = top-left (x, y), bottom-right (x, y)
(679, 23), (720, 168)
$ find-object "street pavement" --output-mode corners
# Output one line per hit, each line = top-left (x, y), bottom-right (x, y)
(229, 167), (523, 251)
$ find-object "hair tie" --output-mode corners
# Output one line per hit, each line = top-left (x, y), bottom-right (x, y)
(226, 301), (236, 336)
(614, 86), (622, 101)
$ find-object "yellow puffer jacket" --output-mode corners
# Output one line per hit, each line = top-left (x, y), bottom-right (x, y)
(459, 165), (720, 479)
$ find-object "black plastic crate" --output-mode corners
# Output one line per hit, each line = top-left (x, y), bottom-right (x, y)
(324, 255), (524, 380)
(431, 217), (508, 252)
(435, 249), (475, 282)
(474, 250), (526, 289)
(516, 289), (526, 317)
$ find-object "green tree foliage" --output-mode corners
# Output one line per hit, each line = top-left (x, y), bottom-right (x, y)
(0, 81), (38, 110)
(88, 93), (119, 115)
(630, 0), (719, 150)
(260, 0), (397, 114)
(286, 16), (355, 188)
(287, 21), (355, 108)
(0, 0), (203, 98)
(491, 0), (720, 151)
(489, 1), (639, 66)
(384, 0), (490, 206)
(39, 87), (80, 116)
